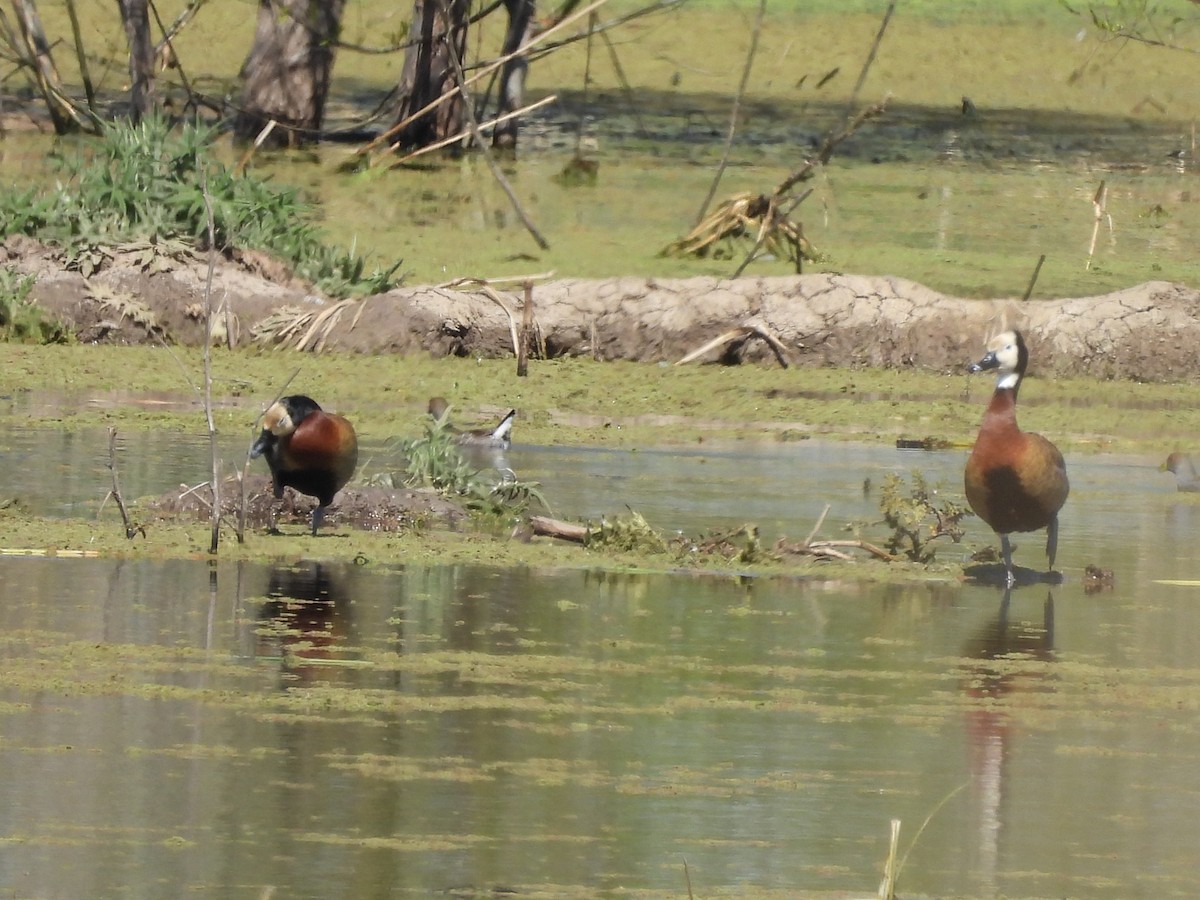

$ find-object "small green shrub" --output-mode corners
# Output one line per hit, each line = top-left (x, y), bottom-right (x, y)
(878, 471), (969, 562)
(394, 415), (547, 517)
(0, 268), (69, 344)
(0, 116), (403, 298)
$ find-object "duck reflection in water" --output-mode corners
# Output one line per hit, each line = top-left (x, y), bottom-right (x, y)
(257, 562), (357, 685)
(960, 589), (1056, 894)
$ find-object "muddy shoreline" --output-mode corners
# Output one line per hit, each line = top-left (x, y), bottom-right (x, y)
(7, 236), (1200, 382)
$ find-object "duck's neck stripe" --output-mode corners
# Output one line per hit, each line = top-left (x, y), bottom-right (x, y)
(997, 372), (1020, 391)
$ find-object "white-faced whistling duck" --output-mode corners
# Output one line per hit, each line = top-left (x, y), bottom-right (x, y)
(251, 395), (358, 534)
(1163, 452), (1200, 492)
(964, 330), (1069, 587)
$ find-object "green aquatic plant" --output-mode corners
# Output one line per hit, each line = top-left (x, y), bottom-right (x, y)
(585, 510), (669, 554)
(395, 414), (547, 516)
(0, 116), (403, 298)
(877, 471), (969, 563)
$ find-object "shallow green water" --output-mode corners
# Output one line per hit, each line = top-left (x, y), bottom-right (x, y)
(2, 435), (1199, 898)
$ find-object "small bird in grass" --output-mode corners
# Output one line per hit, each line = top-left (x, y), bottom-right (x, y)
(1163, 452), (1200, 492)
(964, 329), (1069, 587)
(428, 397), (516, 450)
(251, 395), (358, 534)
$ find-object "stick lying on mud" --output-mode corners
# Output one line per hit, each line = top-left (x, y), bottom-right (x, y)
(675, 321), (792, 368)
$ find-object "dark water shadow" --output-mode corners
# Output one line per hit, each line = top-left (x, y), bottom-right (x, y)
(963, 562), (1065, 589)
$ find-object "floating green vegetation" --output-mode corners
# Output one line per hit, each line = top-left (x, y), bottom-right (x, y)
(0, 116), (403, 299)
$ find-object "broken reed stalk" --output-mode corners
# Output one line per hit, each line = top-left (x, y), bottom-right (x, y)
(517, 280), (534, 376)
(389, 95), (557, 166)
(440, 1), (550, 251)
(598, 19), (647, 139)
(1022, 253), (1046, 300)
(1086, 180), (1108, 270)
(725, 0), (894, 275)
(694, 0), (766, 225)
(234, 119), (277, 176)
(847, 0), (896, 113)
(732, 97), (888, 276)
(200, 173), (223, 552)
(892, 781), (969, 887)
(105, 428), (139, 539)
(878, 818), (901, 900)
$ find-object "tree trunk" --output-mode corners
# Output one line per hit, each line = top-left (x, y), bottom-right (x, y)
(233, 0), (345, 148)
(492, 0), (535, 150)
(391, 0), (469, 150)
(116, 0), (155, 120)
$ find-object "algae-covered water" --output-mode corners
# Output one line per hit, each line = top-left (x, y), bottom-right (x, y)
(3, 422), (1200, 897)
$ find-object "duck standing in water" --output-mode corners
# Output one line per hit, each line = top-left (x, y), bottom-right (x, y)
(251, 395), (359, 534)
(964, 330), (1069, 587)
(1163, 452), (1200, 492)
(428, 397), (516, 450)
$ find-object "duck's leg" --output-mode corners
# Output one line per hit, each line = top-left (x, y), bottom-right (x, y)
(1045, 515), (1059, 572)
(311, 504), (326, 535)
(1001, 534), (1015, 588)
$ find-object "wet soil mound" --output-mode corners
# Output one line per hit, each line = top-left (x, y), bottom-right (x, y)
(8, 235), (1200, 381)
(142, 473), (468, 532)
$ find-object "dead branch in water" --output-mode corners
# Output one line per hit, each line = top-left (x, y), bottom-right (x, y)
(104, 428), (143, 539)
(200, 173), (224, 552)
(775, 504), (898, 562)
(530, 504), (899, 564)
(878, 818), (901, 900)
(529, 515), (588, 542)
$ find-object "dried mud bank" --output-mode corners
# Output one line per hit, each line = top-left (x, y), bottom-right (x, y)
(7, 236), (1200, 382)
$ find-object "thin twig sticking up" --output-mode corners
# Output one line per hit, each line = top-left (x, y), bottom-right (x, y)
(200, 172), (223, 552)
(729, 0), (897, 276)
(105, 428), (142, 539)
(694, 0), (766, 226)
(440, 0), (550, 251)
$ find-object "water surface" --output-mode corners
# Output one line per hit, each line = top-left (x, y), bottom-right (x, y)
(2, 431), (1199, 897)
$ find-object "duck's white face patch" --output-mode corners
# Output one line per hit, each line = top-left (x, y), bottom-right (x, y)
(262, 402), (296, 437)
(987, 331), (1022, 388)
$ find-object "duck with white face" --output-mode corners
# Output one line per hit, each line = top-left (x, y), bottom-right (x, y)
(251, 395), (358, 534)
(964, 330), (1069, 588)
